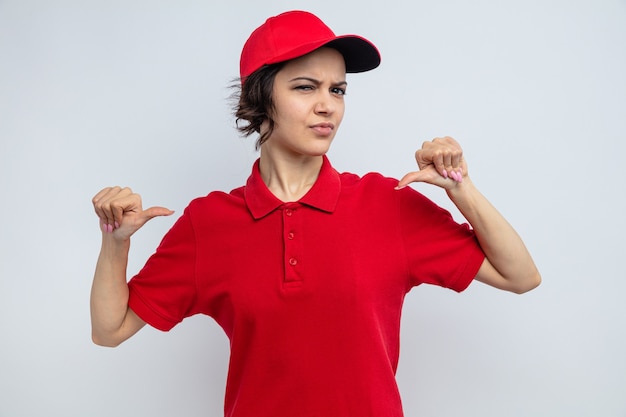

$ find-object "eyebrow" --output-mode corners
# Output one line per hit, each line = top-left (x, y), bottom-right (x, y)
(288, 76), (348, 87)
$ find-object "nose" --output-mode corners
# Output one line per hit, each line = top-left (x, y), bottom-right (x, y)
(314, 91), (335, 116)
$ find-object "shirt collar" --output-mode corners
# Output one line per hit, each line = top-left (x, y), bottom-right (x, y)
(244, 155), (341, 219)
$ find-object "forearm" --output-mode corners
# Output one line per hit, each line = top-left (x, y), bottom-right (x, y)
(89, 186), (171, 345)
(90, 235), (133, 346)
(447, 177), (541, 293)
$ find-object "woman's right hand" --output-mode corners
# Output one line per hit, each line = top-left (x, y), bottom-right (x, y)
(92, 186), (174, 241)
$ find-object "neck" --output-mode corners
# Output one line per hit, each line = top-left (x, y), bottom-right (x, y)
(259, 148), (324, 202)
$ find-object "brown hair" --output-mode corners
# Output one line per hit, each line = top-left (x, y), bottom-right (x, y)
(232, 63), (285, 150)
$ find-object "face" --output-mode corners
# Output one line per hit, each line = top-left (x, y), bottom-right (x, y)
(261, 47), (347, 158)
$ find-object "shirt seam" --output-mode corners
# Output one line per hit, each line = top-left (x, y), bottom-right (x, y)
(448, 238), (484, 292)
(188, 204), (200, 315)
(129, 286), (179, 331)
(394, 187), (414, 293)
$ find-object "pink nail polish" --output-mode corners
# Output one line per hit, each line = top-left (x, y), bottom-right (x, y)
(442, 169), (448, 179)
(107, 224), (113, 233)
(114, 221), (120, 229)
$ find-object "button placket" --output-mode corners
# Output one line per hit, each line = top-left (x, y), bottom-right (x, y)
(282, 204), (302, 284)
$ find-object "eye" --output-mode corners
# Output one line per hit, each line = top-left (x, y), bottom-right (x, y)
(294, 85), (315, 91)
(331, 87), (347, 96)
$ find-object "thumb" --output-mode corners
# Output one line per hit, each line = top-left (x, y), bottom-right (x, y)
(395, 170), (431, 190)
(109, 206), (174, 238)
(140, 206), (175, 224)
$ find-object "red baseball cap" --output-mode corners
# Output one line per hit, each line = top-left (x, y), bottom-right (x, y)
(239, 10), (381, 79)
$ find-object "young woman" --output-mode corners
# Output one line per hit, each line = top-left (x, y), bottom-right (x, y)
(90, 10), (540, 417)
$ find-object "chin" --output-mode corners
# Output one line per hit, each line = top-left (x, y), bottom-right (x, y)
(306, 141), (333, 156)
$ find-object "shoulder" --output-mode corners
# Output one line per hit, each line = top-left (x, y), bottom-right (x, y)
(338, 169), (447, 215)
(338, 170), (425, 201)
(338, 170), (398, 190)
(336, 170), (405, 211)
(184, 186), (247, 217)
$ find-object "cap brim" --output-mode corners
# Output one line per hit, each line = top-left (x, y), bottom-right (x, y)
(265, 35), (381, 74)
(325, 36), (381, 73)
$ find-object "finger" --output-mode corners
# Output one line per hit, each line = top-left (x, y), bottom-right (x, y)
(93, 187), (136, 232)
(451, 149), (462, 169)
(415, 141), (432, 171)
(92, 187), (113, 220)
(428, 148), (448, 179)
(441, 150), (453, 179)
(134, 206), (175, 229)
(451, 158), (464, 182)
(436, 137), (464, 180)
(92, 187), (112, 206)
(93, 186), (122, 228)
(395, 170), (430, 189)
(109, 188), (137, 229)
(142, 206), (175, 221)
(441, 135), (460, 148)
(97, 218), (108, 233)
(439, 136), (461, 164)
(449, 151), (464, 182)
(418, 139), (453, 179)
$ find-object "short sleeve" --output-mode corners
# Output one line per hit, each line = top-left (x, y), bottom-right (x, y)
(128, 207), (198, 331)
(396, 187), (485, 292)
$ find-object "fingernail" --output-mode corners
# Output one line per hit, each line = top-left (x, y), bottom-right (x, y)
(101, 223), (107, 233)
(442, 169), (448, 179)
(395, 184), (406, 190)
(107, 224), (113, 233)
(114, 221), (120, 229)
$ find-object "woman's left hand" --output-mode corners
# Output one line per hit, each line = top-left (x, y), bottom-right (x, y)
(396, 136), (541, 293)
(396, 136), (467, 190)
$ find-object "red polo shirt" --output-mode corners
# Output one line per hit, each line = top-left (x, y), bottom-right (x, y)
(128, 156), (484, 417)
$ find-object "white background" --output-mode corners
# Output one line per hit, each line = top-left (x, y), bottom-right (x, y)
(1, 1), (625, 416)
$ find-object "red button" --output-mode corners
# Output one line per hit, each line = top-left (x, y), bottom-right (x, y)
(285, 208), (294, 216)
(289, 258), (297, 266)
(288, 232), (295, 240)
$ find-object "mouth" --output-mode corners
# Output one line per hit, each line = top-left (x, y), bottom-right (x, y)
(310, 123), (335, 136)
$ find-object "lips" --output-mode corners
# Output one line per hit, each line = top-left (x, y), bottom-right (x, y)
(310, 122), (335, 136)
